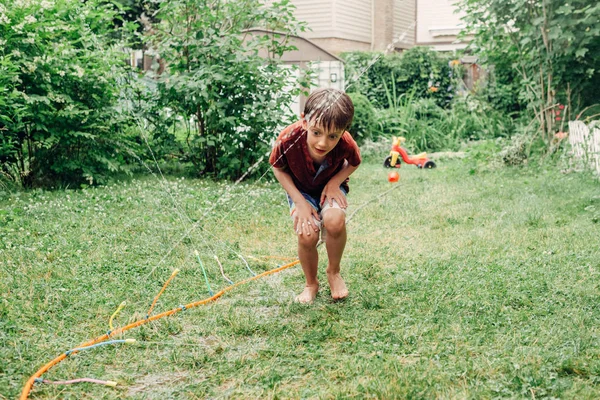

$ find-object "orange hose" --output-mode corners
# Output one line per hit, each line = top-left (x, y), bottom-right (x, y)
(20, 259), (300, 400)
(147, 269), (180, 317)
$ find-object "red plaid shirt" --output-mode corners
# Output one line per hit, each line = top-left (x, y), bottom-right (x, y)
(269, 121), (361, 197)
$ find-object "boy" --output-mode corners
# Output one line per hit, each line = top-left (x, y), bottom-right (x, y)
(269, 88), (361, 303)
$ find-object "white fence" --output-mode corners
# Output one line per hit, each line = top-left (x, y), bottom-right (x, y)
(568, 121), (600, 176)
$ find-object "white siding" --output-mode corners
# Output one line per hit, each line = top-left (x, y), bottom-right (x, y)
(393, 0), (416, 47)
(289, 0), (372, 43)
(333, 0), (372, 43)
(416, 0), (465, 45)
(290, 0), (336, 38)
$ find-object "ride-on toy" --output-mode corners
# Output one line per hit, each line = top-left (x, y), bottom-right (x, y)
(383, 136), (436, 169)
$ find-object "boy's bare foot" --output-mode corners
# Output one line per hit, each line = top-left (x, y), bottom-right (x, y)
(326, 270), (348, 300)
(295, 284), (319, 304)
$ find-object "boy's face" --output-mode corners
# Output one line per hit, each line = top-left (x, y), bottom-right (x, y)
(301, 115), (344, 161)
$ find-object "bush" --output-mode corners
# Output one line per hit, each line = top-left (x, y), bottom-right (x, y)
(341, 47), (456, 109)
(427, 95), (513, 142)
(396, 47), (455, 106)
(373, 95), (514, 153)
(145, 0), (306, 180)
(0, 0), (137, 188)
(357, 137), (390, 162)
(347, 92), (376, 146)
(476, 63), (524, 116)
(499, 135), (529, 166)
(459, 0), (600, 144)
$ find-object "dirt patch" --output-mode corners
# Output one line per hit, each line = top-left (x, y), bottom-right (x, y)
(225, 336), (267, 361)
(127, 371), (201, 397)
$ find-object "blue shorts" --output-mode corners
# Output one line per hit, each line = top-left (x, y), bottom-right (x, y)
(287, 187), (347, 216)
(287, 188), (347, 239)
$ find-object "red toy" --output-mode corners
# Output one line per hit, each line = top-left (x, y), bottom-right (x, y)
(387, 171), (400, 182)
(383, 136), (436, 169)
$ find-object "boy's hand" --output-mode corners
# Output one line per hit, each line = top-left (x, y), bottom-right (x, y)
(321, 182), (347, 209)
(293, 201), (320, 236)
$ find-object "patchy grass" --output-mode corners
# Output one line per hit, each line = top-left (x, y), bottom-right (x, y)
(1, 155), (600, 399)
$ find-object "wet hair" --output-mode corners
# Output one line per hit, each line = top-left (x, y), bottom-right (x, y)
(303, 88), (354, 133)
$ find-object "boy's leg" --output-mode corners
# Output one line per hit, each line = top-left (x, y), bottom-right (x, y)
(321, 201), (349, 300)
(296, 223), (320, 303)
(289, 194), (322, 303)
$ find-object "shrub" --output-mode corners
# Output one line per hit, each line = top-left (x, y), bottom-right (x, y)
(499, 135), (529, 167)
(347, 92), (376, 146)
(395, 47), (454, 107)
(145, 0), (307, 180)
(432, 95), (513, 142)
(373, 95), (514, 154)
(476, 63), (524, 116)
(341, 51), (400, 108)
(356, 137), (390, 162)
(341, 47), (456, 109)
(459, 0), (600, 144)
(0, 0), (137, 188)
(0, 54), (21, 187)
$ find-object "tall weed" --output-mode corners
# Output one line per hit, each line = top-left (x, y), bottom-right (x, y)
(374, 92), (514, 153)
(375, 80), (416, 139)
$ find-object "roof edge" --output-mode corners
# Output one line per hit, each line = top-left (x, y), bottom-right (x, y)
(242, 28), (344, 63)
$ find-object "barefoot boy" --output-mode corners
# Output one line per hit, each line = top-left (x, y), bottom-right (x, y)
(269, 88), (361, 303)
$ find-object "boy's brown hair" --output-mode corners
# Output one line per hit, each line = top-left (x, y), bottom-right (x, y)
(304, 88), (354, 133)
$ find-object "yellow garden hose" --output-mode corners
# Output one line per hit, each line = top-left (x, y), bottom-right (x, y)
(108, 301), (126, 331)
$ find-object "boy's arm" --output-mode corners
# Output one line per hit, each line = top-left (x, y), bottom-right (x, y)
(320, 161), (360, 208)
(272, 167), (320, 235)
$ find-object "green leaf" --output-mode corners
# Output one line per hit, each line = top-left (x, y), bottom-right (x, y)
(575, 48), (588, 58)
(532, 16), (545, 26)
(556, 5), (573, 15)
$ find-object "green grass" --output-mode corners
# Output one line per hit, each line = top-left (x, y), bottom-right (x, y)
(1, 155), (600, 399)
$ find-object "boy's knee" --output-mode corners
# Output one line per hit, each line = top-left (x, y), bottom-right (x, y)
(298, 232), (319, 247)
(323, 209), (346, 236)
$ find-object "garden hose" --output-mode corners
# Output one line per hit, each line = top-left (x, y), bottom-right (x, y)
(21, 183), (404, 399)
(214, 255), (234, 285)
(108, 301), (126, 331)
(20, 259), (300, 400)
(147, 268), (180, 318)
(194, 250), (213, 296)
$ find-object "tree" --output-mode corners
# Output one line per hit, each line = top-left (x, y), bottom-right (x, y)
(458, 0), (600, 143)
(143, 0), (308, 180)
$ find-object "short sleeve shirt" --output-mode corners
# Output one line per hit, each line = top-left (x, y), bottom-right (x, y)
(269, 121), (361, 197)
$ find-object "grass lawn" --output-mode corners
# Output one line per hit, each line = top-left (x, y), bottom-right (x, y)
(1, 154), (600, 399)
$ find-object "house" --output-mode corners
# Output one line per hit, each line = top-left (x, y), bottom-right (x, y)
(286, 0), (479, 90)
(416, 0), (468, 51)
(287, 0), (468, 54)
(288, 0), (415, 53)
